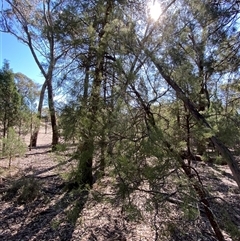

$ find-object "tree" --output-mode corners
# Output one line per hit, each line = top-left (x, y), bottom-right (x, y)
(101, 1), (240, 239)
(14, 72), (40, 139)
(142, 0), (240, 190)
(0, 61), (21, 139)
(2, 127), (27, 168)
(6, 0), (237, 238)
(0, 0), (70, 149)
(14, 73), (40, 109)
(57, 0), (136, 186)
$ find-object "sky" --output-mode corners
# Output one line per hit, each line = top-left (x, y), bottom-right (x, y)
(0, 32), (44, 84)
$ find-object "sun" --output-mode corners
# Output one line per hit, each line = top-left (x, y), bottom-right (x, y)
(149, 1), (161, 21)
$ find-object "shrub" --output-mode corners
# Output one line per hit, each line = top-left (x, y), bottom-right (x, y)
(2, 127), (27, 167)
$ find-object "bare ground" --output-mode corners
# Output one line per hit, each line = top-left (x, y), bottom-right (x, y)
(0, 126), (240, 241)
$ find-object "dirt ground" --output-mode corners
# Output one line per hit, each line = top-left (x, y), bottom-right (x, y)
(0, 126), (240, 241)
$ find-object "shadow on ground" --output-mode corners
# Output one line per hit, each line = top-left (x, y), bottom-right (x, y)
(1, 156), (240, 241)
(0, 167), (88, 241)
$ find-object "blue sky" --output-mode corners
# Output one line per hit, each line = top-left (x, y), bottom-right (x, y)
(0, 32), (44, 84)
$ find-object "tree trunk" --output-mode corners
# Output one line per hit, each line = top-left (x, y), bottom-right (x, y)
(75, 0), (113, 186)
(185, 107), (192, 173)
(30, 80), (47, 147)
(46, 77), (58, 150)
(180, 162), (225, 241)
(77, 138), (94, 187)
(148, 51), (240, 189)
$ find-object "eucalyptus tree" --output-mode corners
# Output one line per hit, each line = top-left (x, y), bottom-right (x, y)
(0, 0), (71, 149)
(14, 72), (41, 144)
(14, 73), (40, 109)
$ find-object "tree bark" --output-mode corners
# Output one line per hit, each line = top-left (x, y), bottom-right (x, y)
(75, 0), (113, 187)
(180, 163), (225, 241)
(147, 51), (240, 189)
(46, 76), (58, 150)
(30, 80), (47, 147)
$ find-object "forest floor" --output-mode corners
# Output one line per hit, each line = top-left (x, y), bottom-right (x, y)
(0, 125), (240, 241)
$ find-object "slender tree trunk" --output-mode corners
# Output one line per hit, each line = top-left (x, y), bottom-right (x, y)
(2, 112), (7, 152)
(31, 76), (58, 150)
(97, 60), (108, 176)
(180, 162), (225, 241)
(3, 112), (7, 138)
(83, 53), (91, 104)
(147, 51), (240, 190)
(77, 58), (104, 186)
(185, 107), (192, 172)
(29, 110), (33, 151)
(46, 76), (58, 150)
(31, 80), (47, 147)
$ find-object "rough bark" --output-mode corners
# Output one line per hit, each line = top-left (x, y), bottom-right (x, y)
(76, 0), (113, 187)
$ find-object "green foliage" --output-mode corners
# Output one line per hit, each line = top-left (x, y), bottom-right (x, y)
(55, 143), (67, 152)
(14, 72), (40, 136)
(1, 1), (240, 239)
(223, 217), (240, 240)
(50, 219), (61, 230)
(217, 114), (240, 148)
(0, 61), (21, 135)
(1, 127), (27, 167)
(14, 72), (40, 111)
(179, 188), (199, 221)
(59, 104), (80, 142)
(217, 208), (240, 240)
(122, 203), (142, 222)
(17, 109), (32, 136)
(66, 201), (82, 224)
(3, 177), (40, 204)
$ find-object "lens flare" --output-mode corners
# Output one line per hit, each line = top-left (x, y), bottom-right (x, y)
(149, 1), (161, 21)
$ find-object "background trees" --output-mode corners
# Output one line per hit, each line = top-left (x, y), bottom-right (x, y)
(0, 61), (21, 138)
(14, 72), (40, 138)
(0, 62), (27, 165)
